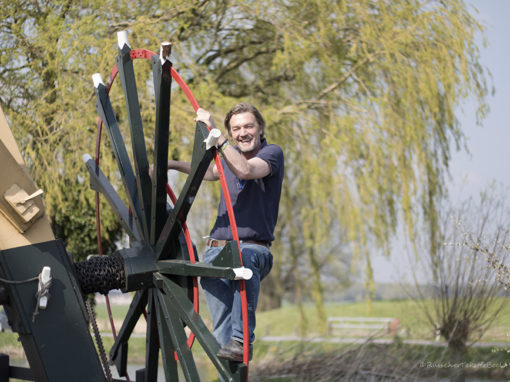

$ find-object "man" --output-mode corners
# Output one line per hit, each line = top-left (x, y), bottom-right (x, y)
(166, 103), (284, 362)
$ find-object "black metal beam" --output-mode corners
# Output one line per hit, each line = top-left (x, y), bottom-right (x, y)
(154, 291), (179, 381)
(83, 155), (140, 241)
(110, 289), (148, 375)
(144, 289), (159, 382)
(0, 240), (106, 382)
(155, 122), (213, 260)
(94, 82), (145, 243)
(154, 274), (247, 382)
(155, 286), (201, 381)
(0, 285), (8, 305)
(8, 366), (34, 381)
(211, 241), (241, 268)
(150, 52), (172, 245)
(117, 43), (152, 241)
(157, 260), (241, 281)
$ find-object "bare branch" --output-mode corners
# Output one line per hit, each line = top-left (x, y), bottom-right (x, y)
(318, 57), (370, 99)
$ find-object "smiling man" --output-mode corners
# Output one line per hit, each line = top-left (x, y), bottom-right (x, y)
(165, 103), (284, 362)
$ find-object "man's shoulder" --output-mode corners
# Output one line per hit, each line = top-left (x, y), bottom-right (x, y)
(259, 142), (284, 159)
(256, 142), (284, 179)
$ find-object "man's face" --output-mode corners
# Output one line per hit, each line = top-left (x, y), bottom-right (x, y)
(229, 112), (263, 156)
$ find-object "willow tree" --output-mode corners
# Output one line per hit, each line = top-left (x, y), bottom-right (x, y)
(184, 0), (488, 330)
(257, 0), (489, 329)
(0, 1), (488, 331)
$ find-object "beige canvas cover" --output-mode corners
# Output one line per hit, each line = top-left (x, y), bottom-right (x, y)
(0, 105), (54, 249)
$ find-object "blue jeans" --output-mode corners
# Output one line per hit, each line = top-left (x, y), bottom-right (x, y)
(200, 243), (273, 347)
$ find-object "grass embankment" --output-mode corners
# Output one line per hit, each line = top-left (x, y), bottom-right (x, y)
(257, 298), (510, 342)
(90, 297), (510, 342)
(2, 297), (510, 380)
(253, 298), (510, 380)
(251, 341), (510, 381)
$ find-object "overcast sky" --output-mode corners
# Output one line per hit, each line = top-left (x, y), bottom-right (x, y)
(373, 1), (510, 283)
(448, 1), (510, 198)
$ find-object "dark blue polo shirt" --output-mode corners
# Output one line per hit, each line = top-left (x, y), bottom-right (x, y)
(209, 139), (284, 243)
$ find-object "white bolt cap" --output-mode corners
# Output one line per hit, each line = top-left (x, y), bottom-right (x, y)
(92, 73), (104, 88)
(233, 267), (253, 280)
(117, 31), (130, 49)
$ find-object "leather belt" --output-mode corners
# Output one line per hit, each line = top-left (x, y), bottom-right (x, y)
(206, 238), (269, 248)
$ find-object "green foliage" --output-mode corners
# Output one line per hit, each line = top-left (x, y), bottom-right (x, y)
(0, 0), (489, 329)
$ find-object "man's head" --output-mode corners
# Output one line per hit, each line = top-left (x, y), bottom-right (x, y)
(224, 103), (265, 155)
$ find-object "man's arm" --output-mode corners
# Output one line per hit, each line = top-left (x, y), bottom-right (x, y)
(219, 144), (270, 180)
(167, 160), (219, 181)
(149, 160), (219, 181)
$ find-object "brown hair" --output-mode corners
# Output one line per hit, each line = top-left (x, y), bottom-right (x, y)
(224, 103), (265, 139)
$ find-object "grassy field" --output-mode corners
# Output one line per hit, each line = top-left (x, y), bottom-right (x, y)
(256, 298), (510, 342)
(2, 296), (510, 380)
(91, 296), (510, 380)
(93, 296), (510, 342)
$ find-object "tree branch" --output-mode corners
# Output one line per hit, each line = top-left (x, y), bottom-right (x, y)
(318, 57), (370, 99)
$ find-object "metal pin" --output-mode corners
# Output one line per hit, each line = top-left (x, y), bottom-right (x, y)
(21, 189), (43, 204)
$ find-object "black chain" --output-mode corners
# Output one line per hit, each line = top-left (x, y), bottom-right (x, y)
(74, 255), (125, 294)
(85, 299), (113, 382)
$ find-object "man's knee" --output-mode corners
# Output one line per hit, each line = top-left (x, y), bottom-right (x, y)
(240, 246), (272, 274)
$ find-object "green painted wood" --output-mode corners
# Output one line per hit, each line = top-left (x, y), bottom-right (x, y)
(144, 289), (159, 382)
(154, 291), (179, 382)
(156, 288), (200, 381)
(150, 54), (172, 245)
(94, 82), (145, 242)
(110, 289), (148, 374)
(117, 44), (152, 241)
(84, 156), (140, 241)
(156, 122), (214, 260)
(154, 274), (246, 382)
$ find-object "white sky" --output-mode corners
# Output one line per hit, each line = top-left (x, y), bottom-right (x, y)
(449, 0), (510, 198)
(373, 1), (510, 283)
